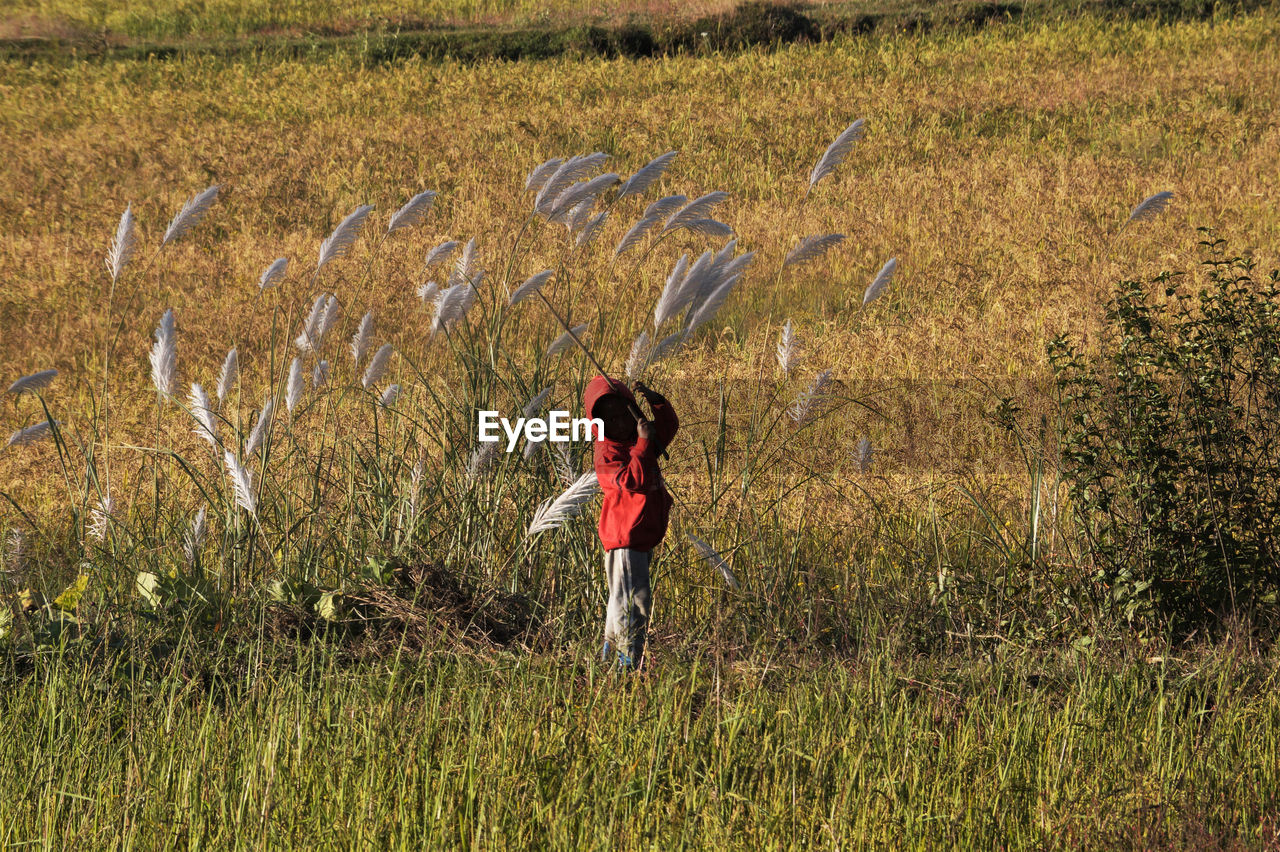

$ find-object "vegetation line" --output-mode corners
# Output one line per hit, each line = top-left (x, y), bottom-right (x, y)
(2, 0), (1277, 65)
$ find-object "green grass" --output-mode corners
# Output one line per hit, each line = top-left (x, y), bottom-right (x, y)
(4, 637), (1279, 848)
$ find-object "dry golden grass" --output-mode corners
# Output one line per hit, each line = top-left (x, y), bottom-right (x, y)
(0, 12), (1278, 523)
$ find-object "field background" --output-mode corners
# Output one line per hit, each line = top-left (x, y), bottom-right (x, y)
(3, 1), (1280, 848)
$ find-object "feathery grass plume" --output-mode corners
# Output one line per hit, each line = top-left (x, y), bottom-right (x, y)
(447, 237), (479, 289)
(188, 383), (219, 447)
(223, 451), (256, 514)
(777, 319), (799, 376)
(285, 358), (304, 414)
(789, 369), (834, 425)
(685, 249), (756, 334)
(547, 324), (589, 357)
(524, 156), (565, 193)
(149, 308), (177, 397)
(534, 153), (610, 215)
(509, 270), (553, 307)
(526, 471), (600, 536)
(183, 506), (207, 567)
(312, 359), (330, 389)
(663, 192), (730, 233)
(316, 204), (374, 275)
(684, 219), (734, 238)
(422, 240), (459, 271)
(296, 293), (327, 352)
(162, 185), (219, 247)
(688, 533), (740, 590)
(106, 204), (136, 283)
(379, 384), (401, 407)
(854, 437), (874, 473)
(576, 212), (609, 249)
(259, 257), (288, 290)
(466, 441), (501, 482)
(6, 527), (26, 574)
(784, 233), (846, 268)
(808, 118), (866, 194)
(1126, 191), (1174, 225)
(653, 253), (692, 329)
(647, 331), (686, 367)
(522, 386), (553, 419)
(362, 343), (393, 390)
(216, 348), (237, 404)
(7, 421), (54, 447)
(350, 311), (374, 367)
(863, 258), (897, 306)
(387, 190), (437, 235)
(88, 496), (114, 541)
(625, 331), (651, 379)
(547, 173), (620, 224)
(614, 213), (660, 256)
(523, 436), (544, 461)
(245, 397), (274, 457)
(644, 194), (688, 221)
(551, 442), (576, 485)
(618, 151), (678, 201)
(416, 281), (439, 303)
(316, 294), (341, 346)
(431, 282), (476, 335)
(7, 369), (57, 396)
(565, 199), (595, 233)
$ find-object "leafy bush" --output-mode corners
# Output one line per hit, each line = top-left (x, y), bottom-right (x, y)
(1050, 233), (1280, 631)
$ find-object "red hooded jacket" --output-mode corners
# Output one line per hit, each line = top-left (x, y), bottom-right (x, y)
(583, 375), (679, 552)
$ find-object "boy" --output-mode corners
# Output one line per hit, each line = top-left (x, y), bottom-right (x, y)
(582, 375), (679, 671)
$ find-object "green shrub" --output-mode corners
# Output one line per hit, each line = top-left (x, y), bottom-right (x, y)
(1050, 233), (1280, 632)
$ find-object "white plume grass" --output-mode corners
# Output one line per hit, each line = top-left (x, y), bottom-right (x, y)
(864, 258), (897, 306)
(259, 257), (288, 291)
(350, 311), (374, 366)
(106, 204), (137, 283)
(245, 398), (274, 457)
(789, 369), (834, 425)
(379, 384), (401, 407)
(525, 156), (565, 193)
(784, 233), (846, 268)
(312, 359), (330, 389)
(88, 496), (115, 541)
(223, 451), (256, 514)
(216, 348), (238, 404)
(422, 240), (458, 271)
(855, 437), (874, 473)
(777, 319), (799, 376)
(1126, 191), (1174, 225)
(617, 151), (678, 201)
(149, 309), (177, 397)
(664, 192), (730, 234)
(362, 343), (393, 390)
(808, 118), (866, 194)
(387, 190), (437, 235)
(7, 421), (54, 447)
(547, 324), (588, 357)
(162, 185), (219, 247)
(575, 212), (608, 248)
(183, 506), (207, 566)
(509, 270), (553, 307)
(286, 358), (304, 414)
(688, 534), (740, 590)
(188, 383), (219, 447)
(316, 204), (374, 275)
(526, 471), (600, 536)
(624, 331), (651, 379)
(7, 369), (57, 396)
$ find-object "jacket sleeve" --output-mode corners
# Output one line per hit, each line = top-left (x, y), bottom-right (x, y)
(646, 393), (679, 455)
(596, 440), (659, 493)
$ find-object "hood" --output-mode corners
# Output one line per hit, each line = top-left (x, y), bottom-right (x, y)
(583, 374), (636, 419)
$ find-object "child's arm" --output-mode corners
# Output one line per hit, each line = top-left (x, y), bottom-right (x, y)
(597, 432), (661, 492)
(633, 382), (678, 455)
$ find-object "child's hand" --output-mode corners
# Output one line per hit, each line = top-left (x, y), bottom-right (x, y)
(632, 381), (659, 401)
(636, 418), (654, 441)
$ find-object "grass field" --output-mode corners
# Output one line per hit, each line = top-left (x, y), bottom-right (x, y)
(3, 3), (1280, 847)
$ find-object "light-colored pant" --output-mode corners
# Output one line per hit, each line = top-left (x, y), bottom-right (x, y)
(603, 548), (651, 669)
